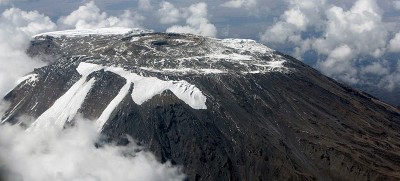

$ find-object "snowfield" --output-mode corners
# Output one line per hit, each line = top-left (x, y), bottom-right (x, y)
(29, 62), (208, 131)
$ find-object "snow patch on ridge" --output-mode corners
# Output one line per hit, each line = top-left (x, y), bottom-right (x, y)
(96, 63), (207, 109)
(29, 62), (106, 130)
(219, 39), (273, 53)
(205, 53), (253, 61)
(29, 77), (96, 131)
(16, 74), (39, 86)
(34, 27), (152, 38)
(157, 68), (227, 74)
(96, 82), (131, 131)
(88, 62), (207, 130)
(29, 62), (207, 131)
(254, 60), (286, 69)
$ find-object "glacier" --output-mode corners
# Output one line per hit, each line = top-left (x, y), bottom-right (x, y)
(29, 62), (207, 131)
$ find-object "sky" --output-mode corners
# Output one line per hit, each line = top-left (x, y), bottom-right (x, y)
(0, 0), (399, 180)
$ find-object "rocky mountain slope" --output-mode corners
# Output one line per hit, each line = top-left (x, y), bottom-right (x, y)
(2, 28), (400, 180)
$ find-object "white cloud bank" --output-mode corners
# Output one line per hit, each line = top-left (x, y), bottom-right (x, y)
(261, 0), (326, 45)
(57, 1), (144, 30)
(261, 0), (400, 90)
(158, 2), (217, 37)
(388, 32), (400, 52)
(394, 1), (400, 10)
(138, 0), (153, 10)
(0, 0), (9, 5)
(0, 119), (185, 181)
(158, 1), (181, 24)
(0, 8), (55, 97)
(221, 0), (257, 9)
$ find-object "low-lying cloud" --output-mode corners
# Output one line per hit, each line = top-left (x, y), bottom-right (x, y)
(0, 7), (54, 97)
(0, 119), (185, 181)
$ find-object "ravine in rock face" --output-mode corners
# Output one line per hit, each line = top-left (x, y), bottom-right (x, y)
(2, 28), (400, 180)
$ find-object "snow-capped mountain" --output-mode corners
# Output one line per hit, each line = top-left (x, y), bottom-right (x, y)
(2, 28), (400, 180)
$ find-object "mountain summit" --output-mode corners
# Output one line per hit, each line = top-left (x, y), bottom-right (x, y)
(2, 29), (400, 180)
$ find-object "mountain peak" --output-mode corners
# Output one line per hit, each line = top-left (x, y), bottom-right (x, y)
(30, 30), (288, 75)
(4, 31), (400, 181)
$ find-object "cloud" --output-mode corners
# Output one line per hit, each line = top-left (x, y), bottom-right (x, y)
(262, 0), (388, 54)
(388, 32), (400, 52)
(361, 61), (390, 76)
(0, 101), (9, 119)
(317, 44), (359, 84)
(0, 118), (185, 181)
(312, 0), (387, 57)
(221, 0), (257, 9)
(380, 63), (400, 90)
(0, 0), (10, 5)
(138, 0), (153, 10)
(394, 1), (400, 10)
(261, 0), (326, 44)
(157, 1), (181, 24)
(57, 1), (144, 29)
(166, 2), (217, 37)
(312, 0), (389, 83)
(315, 0), (393, 86)
(261, 0), (400, 90)
(0, 8), (55, 97)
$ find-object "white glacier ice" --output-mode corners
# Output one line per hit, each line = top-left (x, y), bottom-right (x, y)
(96, 82), (131, 131)
(90, 62), (208, 130)
(29, 62), (207, 131)
(29, 77), (96, 131)
(219, 38), (274, 53)
(16, 74), (39, 86)
(98, 63), (207, 109)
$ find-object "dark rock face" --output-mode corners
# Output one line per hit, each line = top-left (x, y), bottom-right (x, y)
(353, 83), (400, 108)
(2, 30), (400, 180)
